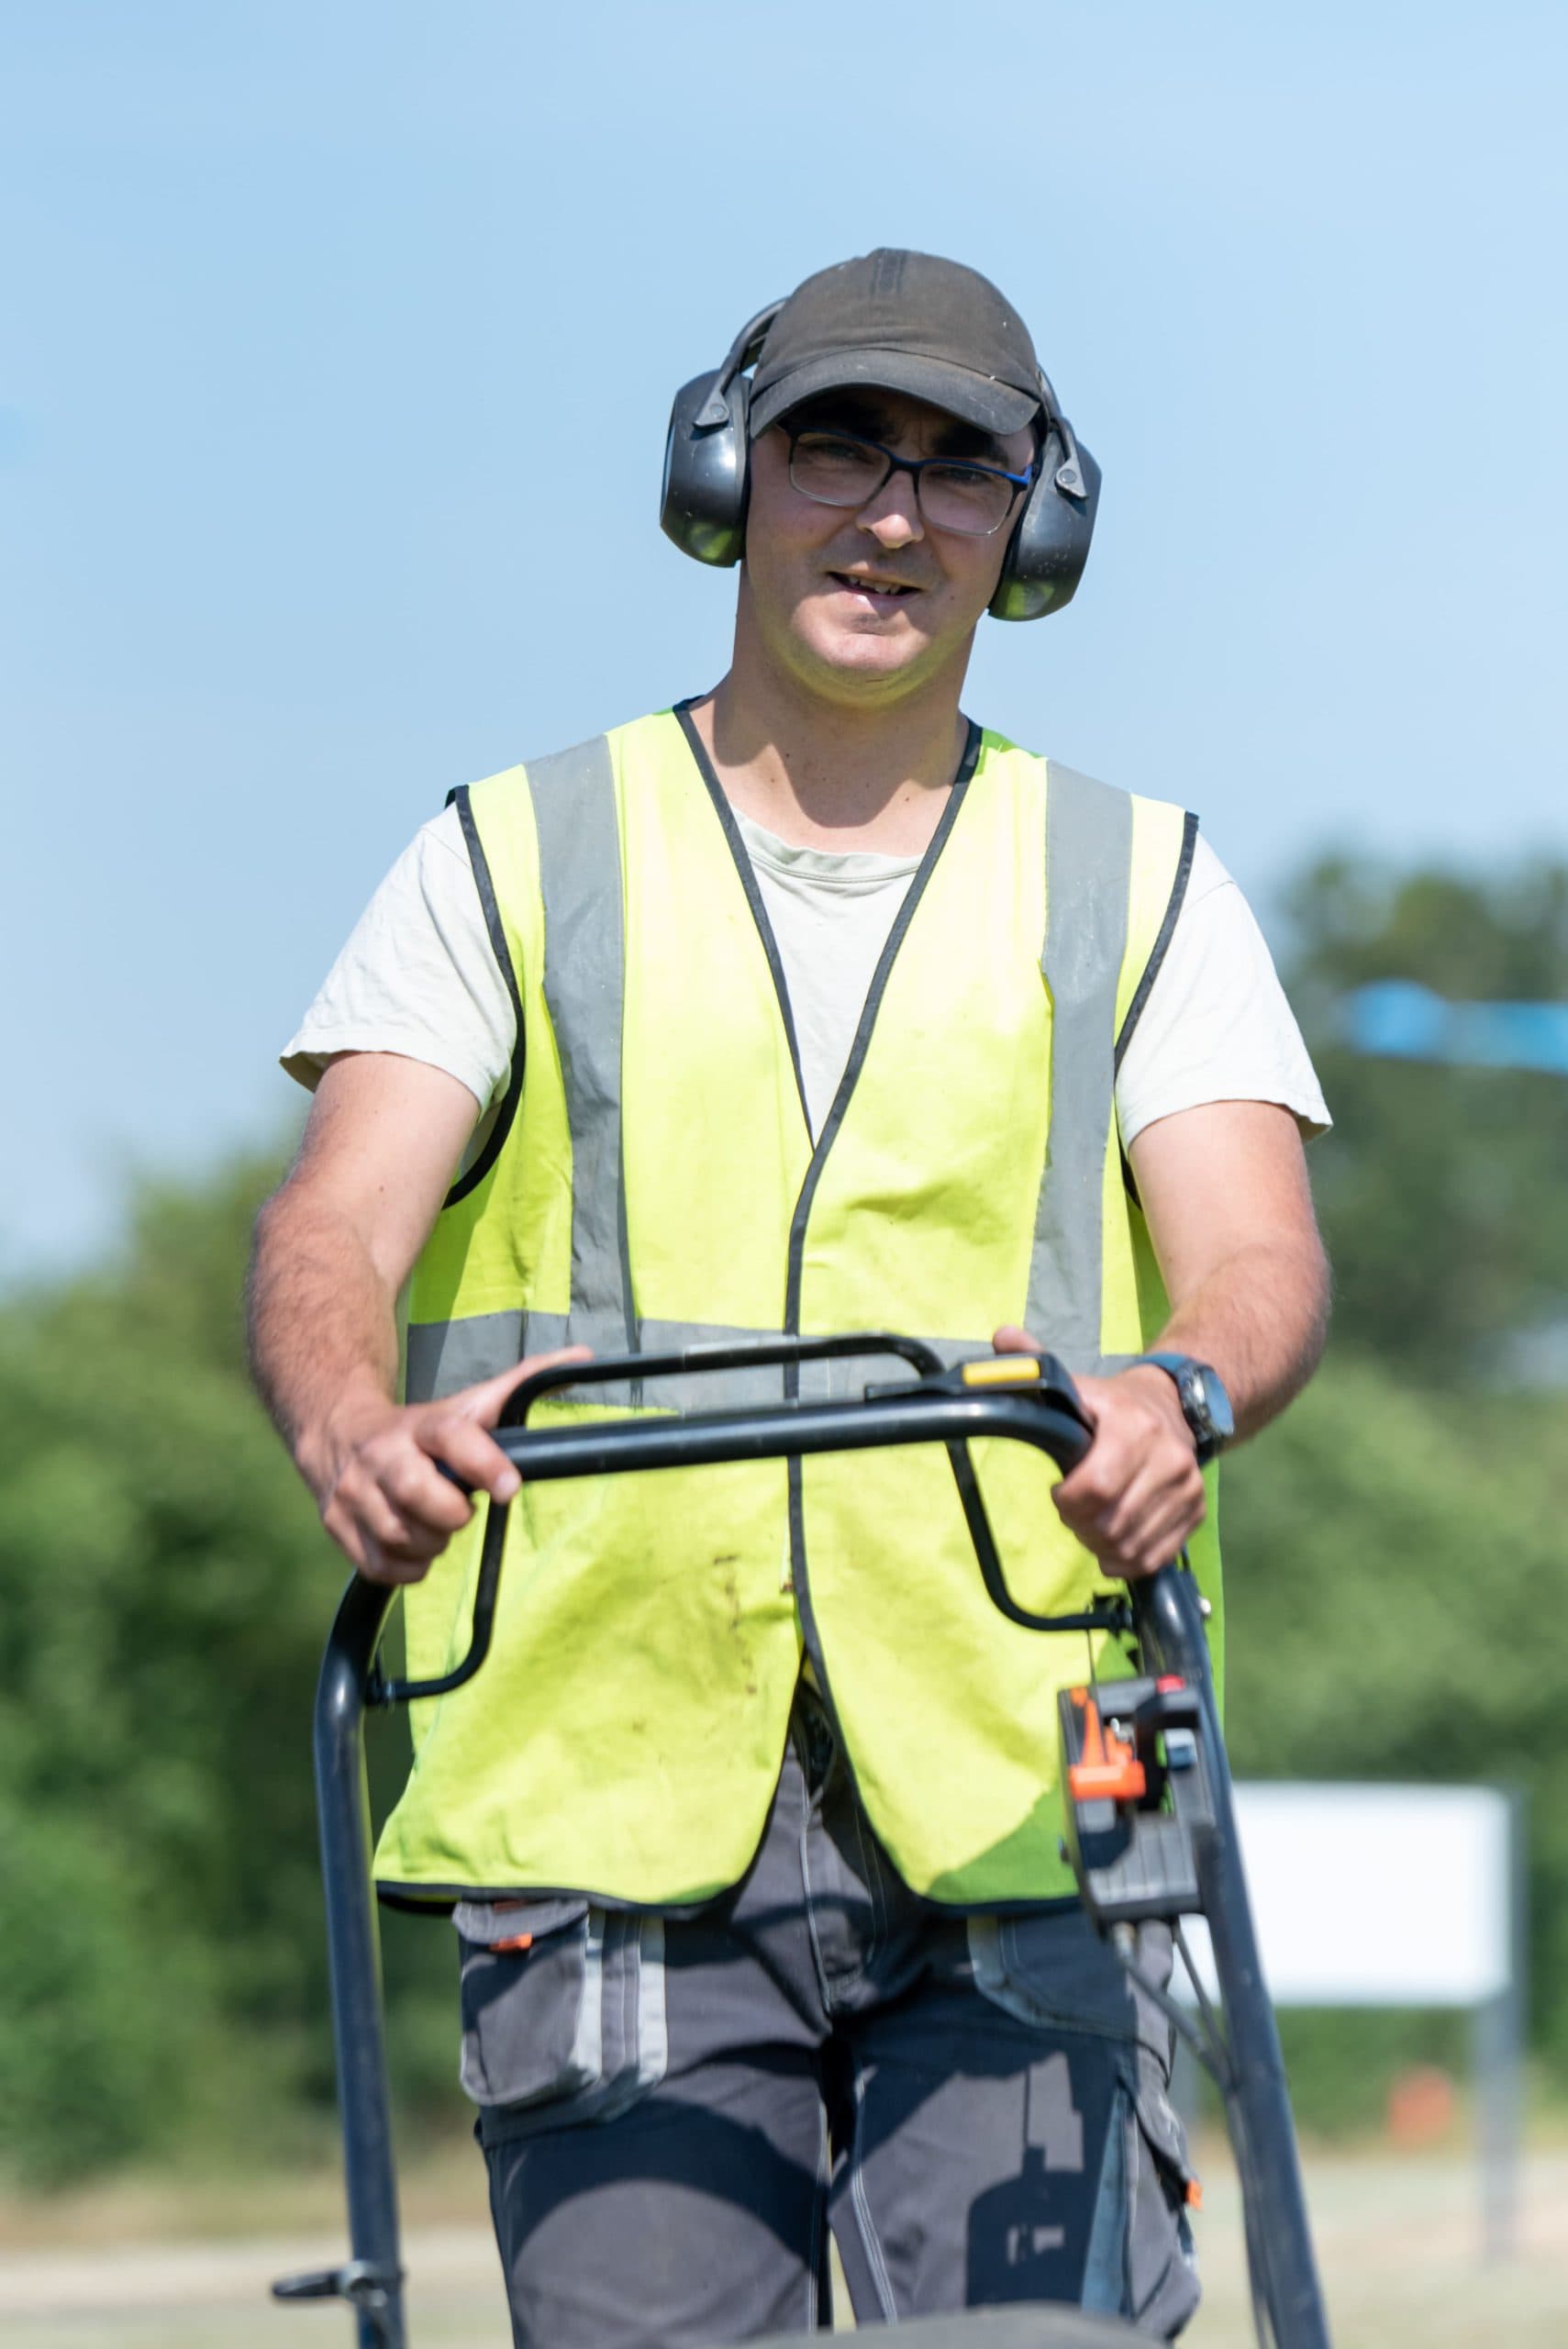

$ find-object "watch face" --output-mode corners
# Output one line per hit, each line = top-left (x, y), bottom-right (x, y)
(1193, 1364), (1234, 1445)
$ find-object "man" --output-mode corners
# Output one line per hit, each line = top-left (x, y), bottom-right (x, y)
(250, 250), (1329, 2344)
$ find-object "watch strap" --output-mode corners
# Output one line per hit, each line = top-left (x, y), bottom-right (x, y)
(1129, 1352), (1229, 1464)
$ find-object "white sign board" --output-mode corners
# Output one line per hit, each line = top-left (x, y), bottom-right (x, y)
(1178, 1782), (1514, 2008)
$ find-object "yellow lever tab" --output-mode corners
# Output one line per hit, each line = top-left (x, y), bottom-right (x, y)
(961, 1356), (1042, 1387)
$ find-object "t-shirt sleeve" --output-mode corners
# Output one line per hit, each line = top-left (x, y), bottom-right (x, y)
(1114, 834), (1330, 1151)
(280, 802), (517, 1111)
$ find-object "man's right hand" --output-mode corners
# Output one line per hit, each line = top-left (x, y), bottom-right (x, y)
(300, 1347), (591, 1586)
(248, 1053), (597, 1587)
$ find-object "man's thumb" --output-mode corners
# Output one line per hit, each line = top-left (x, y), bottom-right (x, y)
(991, 1324), (1042, 1356)
(466, 1344), (593, 1423)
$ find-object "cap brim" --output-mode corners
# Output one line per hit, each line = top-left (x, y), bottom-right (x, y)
(749, 348), (1040, 440)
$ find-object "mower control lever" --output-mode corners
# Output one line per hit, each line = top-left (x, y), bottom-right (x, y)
(272, 2256), (401, 2312)
(1059, 1675), (1216, 1926)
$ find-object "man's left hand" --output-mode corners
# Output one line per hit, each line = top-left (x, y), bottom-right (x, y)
(992, 1327), (1205, 1579)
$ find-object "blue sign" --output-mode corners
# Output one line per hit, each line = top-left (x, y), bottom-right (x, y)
(1340, 982), (1568, 1076)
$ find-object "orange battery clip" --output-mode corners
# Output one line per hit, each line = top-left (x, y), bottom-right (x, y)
(1067, 1691), (1148, 1803)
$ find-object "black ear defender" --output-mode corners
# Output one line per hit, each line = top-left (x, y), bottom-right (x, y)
(986, 369), (1101, 622)
(661, 316), (1099, 619)
(660, 302), (783, 568)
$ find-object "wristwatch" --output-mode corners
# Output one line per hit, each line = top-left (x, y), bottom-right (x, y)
(1130, 1353), (1235, 1464)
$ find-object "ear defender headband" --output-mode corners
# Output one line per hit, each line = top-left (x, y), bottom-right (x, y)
(659, 303), (1101, 620)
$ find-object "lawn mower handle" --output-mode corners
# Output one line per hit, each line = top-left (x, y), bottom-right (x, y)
(380, 1331), (1109, 1708)
(281, 1332), (1329, 2349)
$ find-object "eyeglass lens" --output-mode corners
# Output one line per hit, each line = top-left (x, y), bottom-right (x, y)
(787, 431), (1020, 538)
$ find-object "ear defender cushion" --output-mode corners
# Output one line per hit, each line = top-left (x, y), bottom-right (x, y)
(661, 370), (751, 567)
(988, 428), (1102, 621)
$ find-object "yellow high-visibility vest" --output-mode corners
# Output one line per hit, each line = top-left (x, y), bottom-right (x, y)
(374, 707), (1221, 1909)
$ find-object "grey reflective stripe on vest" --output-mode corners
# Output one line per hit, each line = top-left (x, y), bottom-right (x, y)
(406, 1311), (527, 1403)
(528, 735), (639, 1359)
(406, 1309), (990, 1411)
(1026, 763), (1133, 1374)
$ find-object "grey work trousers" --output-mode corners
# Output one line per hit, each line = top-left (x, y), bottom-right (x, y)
(455, 1687), (1199, 2346)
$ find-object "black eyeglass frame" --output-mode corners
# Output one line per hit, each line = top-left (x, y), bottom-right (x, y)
(778, 422), (1038, 538)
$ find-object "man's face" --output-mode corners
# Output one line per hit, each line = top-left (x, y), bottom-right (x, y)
(739, 386), (1038, 706)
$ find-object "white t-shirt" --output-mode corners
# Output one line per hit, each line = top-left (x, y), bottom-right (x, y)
(282, 799), (1329, 1150)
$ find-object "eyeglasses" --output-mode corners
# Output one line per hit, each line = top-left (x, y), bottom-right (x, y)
(781, 425), (1034, 538)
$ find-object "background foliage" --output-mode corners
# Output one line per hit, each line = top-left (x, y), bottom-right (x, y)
(2, 858), (1566, 2185)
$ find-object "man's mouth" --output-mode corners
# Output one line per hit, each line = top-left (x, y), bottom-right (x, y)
(827, 571), (921, 603)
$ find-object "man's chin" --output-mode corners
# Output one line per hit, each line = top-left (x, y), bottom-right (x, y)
(795, 618), (938, 694)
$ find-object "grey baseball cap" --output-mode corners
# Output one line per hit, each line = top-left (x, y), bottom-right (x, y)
(748, 249), (1044, 440)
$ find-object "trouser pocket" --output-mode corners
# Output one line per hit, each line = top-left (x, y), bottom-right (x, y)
(1080, 2049), (1200, 2337)
(968, 1906), (1200, 2337)
(1126, 2047), (1201, 2334)
(967, 1905), (1176, 2065)
(454, 1897), (669, 2146)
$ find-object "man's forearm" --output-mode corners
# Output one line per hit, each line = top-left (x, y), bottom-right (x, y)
(1144, 1231), (1329, 1442)
(246, 1184), (402, 1490)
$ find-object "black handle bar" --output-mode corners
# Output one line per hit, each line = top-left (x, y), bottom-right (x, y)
(376, 1330), (1114, 1708)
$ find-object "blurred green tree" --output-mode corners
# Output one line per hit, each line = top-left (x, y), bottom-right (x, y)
(1284, 857), (1568, 1377)
(1221, 1364), (1568, 2109)
(0, 1157), (456, 2187)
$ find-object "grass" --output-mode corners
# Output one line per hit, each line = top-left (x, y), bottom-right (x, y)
(4, 2131), (1565, 2345)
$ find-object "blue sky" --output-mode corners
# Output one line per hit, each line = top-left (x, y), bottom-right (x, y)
(4, 2), (1564, 1273)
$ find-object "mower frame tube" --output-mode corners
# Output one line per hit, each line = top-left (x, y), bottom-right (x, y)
(1133, 1569), (1331, 2349)
(272, 1572), (407, 2346)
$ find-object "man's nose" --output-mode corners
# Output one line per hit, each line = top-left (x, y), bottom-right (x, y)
(857, 473), (924, 550)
